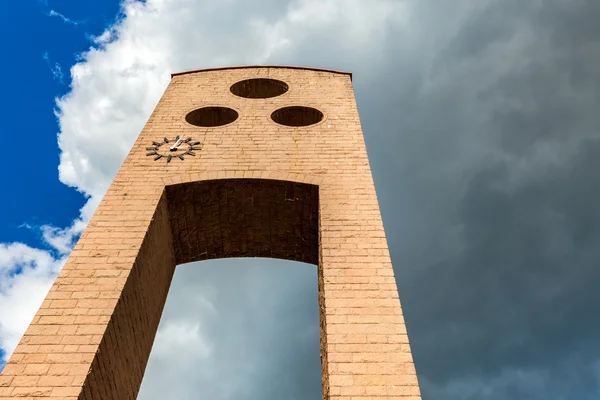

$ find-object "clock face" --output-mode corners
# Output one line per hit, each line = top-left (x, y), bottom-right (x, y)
(146, 136), (202, 163)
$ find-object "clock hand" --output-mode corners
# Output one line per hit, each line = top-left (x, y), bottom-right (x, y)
(169, 137), (182, 151)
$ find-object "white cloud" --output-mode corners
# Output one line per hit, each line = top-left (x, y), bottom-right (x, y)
(0, 243), (66, 363)
(42, 52), (64, 83)
(47, 9), (83, 25)
(0, 217), (86, 357)
(40, 219), (86, 255)
(150, 320), (213, 360)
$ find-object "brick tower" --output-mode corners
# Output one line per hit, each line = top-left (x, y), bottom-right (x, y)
(0, 66), (422, 399)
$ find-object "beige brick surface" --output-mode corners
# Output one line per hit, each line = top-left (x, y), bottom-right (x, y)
(2, 66), (421, 399)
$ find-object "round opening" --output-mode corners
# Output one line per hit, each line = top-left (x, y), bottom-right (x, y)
(185, 107), (239, 127)
(271, 106), (324, 127)
(230, 78), (289, 99)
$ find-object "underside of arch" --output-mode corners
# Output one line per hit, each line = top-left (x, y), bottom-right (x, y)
(165, 178), (319, 265)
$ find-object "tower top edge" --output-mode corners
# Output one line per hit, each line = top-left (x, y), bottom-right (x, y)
(170, 65), (352, 80)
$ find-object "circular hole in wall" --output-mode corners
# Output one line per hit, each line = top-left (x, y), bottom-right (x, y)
(230, 78), (289, 99)
(185, 107), (239, 127)
(271, 106), (324, 127)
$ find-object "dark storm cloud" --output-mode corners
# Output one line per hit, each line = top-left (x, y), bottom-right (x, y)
(352, 0), (600, 398)
(412, 143), (600, 367)
(139, 259), (322, 400)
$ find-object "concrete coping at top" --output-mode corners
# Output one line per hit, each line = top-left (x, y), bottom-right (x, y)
(171, 65), (353, 81)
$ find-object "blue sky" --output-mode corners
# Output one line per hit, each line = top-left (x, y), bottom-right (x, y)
(2, 1), (600, 399)
(0, 1), (121, 246)
(0, 0), (123, 365)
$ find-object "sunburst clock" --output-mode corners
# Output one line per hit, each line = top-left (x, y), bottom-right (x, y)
(146, 136), (202, 163)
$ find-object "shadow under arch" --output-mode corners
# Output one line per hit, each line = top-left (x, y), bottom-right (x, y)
(166, 178), (319, 265)
(82, 178), (325, 399)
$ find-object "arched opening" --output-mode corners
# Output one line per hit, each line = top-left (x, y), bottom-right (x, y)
(137, 258), (322, 399)
(79, 178), (325, 399)
(137, 179), (321, 398)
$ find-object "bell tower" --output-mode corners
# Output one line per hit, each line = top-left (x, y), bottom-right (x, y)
(0, 66), (422, 399)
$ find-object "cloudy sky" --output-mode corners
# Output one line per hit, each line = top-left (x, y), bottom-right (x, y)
(1, 0), (600, 398)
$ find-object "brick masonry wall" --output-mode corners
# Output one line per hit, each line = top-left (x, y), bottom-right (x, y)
(0, 66), (422, 399)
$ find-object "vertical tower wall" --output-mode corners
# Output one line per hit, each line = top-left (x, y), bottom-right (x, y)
(0, 66), (421, 399)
